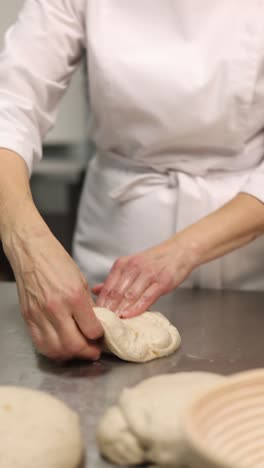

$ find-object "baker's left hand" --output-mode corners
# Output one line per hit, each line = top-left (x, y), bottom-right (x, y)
(92, 240), (197, 318)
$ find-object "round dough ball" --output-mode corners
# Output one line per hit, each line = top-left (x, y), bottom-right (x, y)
(0, 386), (83, 468)
(94, 308), (181, 362)
(97, 372), (225, 466)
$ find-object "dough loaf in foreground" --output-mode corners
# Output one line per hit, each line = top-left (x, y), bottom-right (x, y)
(97, 372), (225, 466)
(0, 386), (83, 468)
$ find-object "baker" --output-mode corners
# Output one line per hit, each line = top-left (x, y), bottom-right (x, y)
(0, 1), (264, 361)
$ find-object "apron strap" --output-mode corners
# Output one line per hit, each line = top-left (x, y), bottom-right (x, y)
(110, 171), (178, 203)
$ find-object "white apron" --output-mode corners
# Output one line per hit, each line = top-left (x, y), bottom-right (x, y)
(1, 2), (264, 289)
(73, 1), (264, 290)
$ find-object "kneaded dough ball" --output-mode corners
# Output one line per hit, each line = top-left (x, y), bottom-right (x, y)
(94, 308), (181, 362)
(97, 372), (225, 466)
(0, 386), (83, 468)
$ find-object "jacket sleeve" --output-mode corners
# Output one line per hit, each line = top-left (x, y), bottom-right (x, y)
(240, 158), (264, 203)
(0, 0), (86, 174)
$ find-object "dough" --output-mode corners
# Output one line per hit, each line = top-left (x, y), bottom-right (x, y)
(94, 308), (181, 362)
(97, 372), (225, 466)
(0, 386), (83, 468)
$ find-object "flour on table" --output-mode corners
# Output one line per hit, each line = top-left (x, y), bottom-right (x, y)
(97, 372), (225, 466)
(94, 307), (181, 362)
(0, 386), (83, 468)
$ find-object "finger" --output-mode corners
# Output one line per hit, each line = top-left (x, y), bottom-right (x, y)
(55, 317), (102, 361)
(120, 282), (164, 318)
(32, 305), (102, 361)
(48, 315), (101, 361)
(27, 320), (44, 348)
(96, 261), (123, 308)
(27, 317), (61, 358)
(92, 283), (104, 295)
(102, 267), (140, 312)
(115, 273), (153, 315)
(73, 295), (104, 341)
(43, 286), (104, 342)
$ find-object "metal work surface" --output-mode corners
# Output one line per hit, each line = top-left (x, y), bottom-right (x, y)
(0, 283), (263, 467)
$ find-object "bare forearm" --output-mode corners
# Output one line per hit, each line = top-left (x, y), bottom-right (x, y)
(0, 149), (31, 224)
(174, 193), (264, 267)
(0, 150), (102, 360)
(94, 192), (264, 316)
(0, 148), (50, 275)
(0, 149), (46, 237)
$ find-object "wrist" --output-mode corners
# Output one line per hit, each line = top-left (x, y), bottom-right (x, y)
(0, 190), (31, 232)
(1, 200), (50, 265)
(167, 231), (202, 271)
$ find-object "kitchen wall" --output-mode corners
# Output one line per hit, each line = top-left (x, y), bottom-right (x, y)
(0, 1), (88, 144)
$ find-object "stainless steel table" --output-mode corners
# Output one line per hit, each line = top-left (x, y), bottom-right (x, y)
(0, 283), (264, 467)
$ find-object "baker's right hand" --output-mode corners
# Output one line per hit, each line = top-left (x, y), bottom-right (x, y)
(2, 208), (103, 361)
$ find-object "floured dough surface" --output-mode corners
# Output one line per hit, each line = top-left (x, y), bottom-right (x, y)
(97, 372), (225, 466)
(0, 386), (83, 468)
(94, 308), (181, 362)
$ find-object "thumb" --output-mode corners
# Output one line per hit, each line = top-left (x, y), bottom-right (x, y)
(74, 293), (104, 341)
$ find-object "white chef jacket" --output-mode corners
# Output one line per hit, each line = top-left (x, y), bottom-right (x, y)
(1, 0), (264, 290)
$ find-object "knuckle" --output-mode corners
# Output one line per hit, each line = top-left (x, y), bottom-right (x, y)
(112, 256), (126, 271)
(146, 271), (156, 284)
(124, 289), (138, 301)
(22, 307), (32, 322)
(109, 288), (122, 301)
(140, 291), (152, 303)
(62, 283), (90, 309)
(152, 278), (165, 292)
(66, 287), (84, 306)
(45, 297), (60, 314)
(44, 300), (65, 325)
(159, 269), (173, 285)
(127, 256), (140, 268)
(127, 256), (147, 273)
(100, 287), (110, 299)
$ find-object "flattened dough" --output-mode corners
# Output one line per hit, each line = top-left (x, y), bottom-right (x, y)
(97, 372), (225, 466)
(0, 387), (83, 468)
(94, 308), (181, 362)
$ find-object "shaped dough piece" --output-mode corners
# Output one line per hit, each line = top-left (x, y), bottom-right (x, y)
(0, 387), (83, 468)
(97, 372), (225, 466)
(94, 308), (181, 362)
(96, 406), (145, 465)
